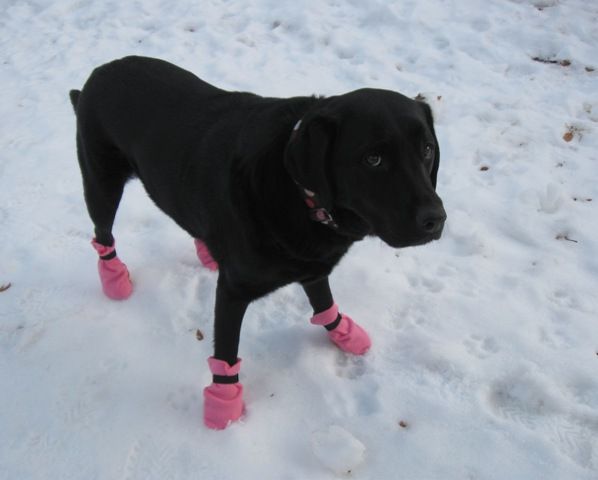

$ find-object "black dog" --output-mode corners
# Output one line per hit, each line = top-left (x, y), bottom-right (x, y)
(70, 56), (446, 429)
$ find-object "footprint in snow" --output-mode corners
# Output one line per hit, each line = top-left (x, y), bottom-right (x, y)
(407, 274), (444, 293)
(486, 369), (598, 470)
(122, 437), (184, 480)
(0, 320), (46, 353)
(65, 227), (90, 241)
(537, 183), (564, 214)
(55, 376), (101, 431)
(549, 289), (586, 312)
(470, 17), (491, 32)
(433, 36), (450, 49)
(166, 385), (200, 414)
(311, 425), (366, 475)
(463, 334), (499, 359)
(422, 276), (444, 293)
(335, 353), (367, 379)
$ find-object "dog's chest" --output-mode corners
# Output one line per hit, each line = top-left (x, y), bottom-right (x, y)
(224, 245), (340, 299)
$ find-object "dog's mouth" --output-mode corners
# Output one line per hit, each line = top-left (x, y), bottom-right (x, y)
(377, 229), (443, 249)
(409, 231), (443, 246)
(337, 203), (445, 248)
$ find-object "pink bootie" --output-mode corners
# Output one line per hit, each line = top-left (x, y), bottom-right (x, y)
(194, 239), (218, 271)
(311, 303), (371, 355)
(203, 357), (244, 430)
(91, 239), (133, 300)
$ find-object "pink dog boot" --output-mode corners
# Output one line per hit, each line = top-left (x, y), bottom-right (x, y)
(194, 239), (218, 271)
(311, 303), (371, 355)
(203, 357), (244, 430)
(91, 239), (133, 300)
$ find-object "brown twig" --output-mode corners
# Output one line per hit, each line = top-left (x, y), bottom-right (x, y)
(556, 234), (578, 243)
(532, 56), (571, 67)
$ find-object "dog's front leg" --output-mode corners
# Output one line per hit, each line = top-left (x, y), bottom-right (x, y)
(302, 277), (371, 355)
(203, 276), (248, 430)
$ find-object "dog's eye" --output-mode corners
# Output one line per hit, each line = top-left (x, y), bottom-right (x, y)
(364, 154), (382, 168)
(424, 143), (435, 162)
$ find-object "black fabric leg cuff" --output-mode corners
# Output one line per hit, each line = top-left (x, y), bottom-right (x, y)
(324, 313), (342, 331)
(100, 250), (117, 261)
(213, 374), (240, 384)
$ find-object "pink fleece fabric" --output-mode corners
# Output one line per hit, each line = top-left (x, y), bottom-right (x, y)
(91, 239), (133, 300)
(311, 303), (371, 355)
(194, 239), (218, 271)
(203, 357), (244, 430)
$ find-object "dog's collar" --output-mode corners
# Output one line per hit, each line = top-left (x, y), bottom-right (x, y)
(290, 119), (339, 231)
(295, 183), (339, 230)
(290, 118), (302, 141)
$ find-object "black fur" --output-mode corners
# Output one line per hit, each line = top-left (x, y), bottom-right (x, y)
(71, 56), (446, 367)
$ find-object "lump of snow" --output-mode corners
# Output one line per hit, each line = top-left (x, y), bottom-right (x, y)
(538, 183), (563, 214)
(311, 425), (366, 474)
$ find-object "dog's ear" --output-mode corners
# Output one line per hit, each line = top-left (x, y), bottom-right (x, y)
(419, 101), (440, 189)
(284, 113), (337, 211)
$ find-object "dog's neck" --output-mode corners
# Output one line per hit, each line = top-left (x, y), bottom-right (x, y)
(234, 99), (369, 261)
(293, 182), (339, 230)
(290, 179), (371, 241)
(287, 118), (371, 240)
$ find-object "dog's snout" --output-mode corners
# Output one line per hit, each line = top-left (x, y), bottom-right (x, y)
(416, 205), (447, 234)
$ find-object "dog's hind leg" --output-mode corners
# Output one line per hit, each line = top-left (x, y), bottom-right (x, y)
(302, 277), (371, 355)
(203, 276), (249, 429)
(76, 133), (133, 300)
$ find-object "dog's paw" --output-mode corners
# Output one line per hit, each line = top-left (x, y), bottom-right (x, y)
(203, 383), (244, 430)
(328, 314), (371, 355)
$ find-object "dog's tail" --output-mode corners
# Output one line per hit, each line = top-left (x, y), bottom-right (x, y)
(69, 89), (81, 113)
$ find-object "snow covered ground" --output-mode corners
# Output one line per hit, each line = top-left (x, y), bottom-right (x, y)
(1, 0), (597, 478)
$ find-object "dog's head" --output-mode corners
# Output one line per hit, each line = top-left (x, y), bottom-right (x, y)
(285, 88), (446, 248)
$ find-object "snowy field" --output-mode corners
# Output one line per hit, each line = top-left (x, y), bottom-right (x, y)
(1, 0), (597, 478)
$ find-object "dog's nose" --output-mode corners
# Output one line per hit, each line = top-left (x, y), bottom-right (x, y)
(416, 205), (447, 234)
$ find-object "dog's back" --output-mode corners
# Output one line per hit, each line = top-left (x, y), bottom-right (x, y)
(72, 56), (315, 243)
(73, 56), (253, 234)
(75, 56), (232, 157)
